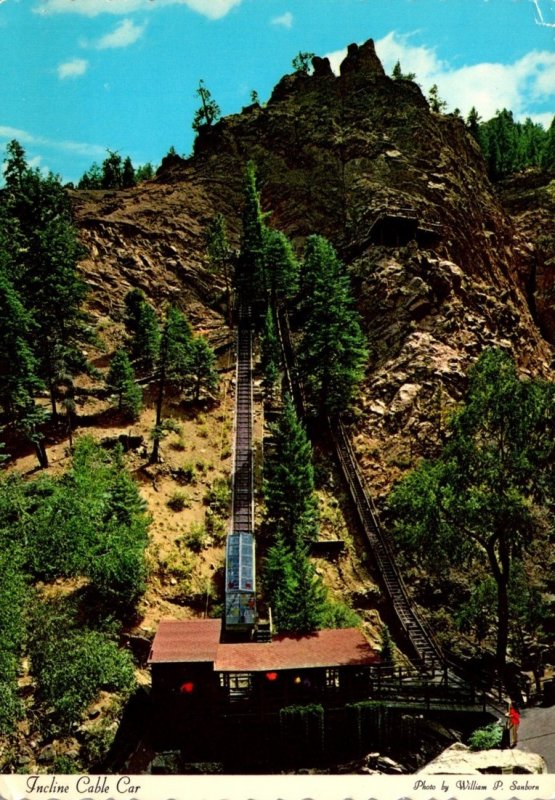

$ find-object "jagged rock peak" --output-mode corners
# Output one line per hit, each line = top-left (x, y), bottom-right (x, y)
(340, 39), (385, 78)
(311, 55), (334, 78)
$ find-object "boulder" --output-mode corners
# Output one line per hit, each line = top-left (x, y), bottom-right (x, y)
(419, 742), (547, 774)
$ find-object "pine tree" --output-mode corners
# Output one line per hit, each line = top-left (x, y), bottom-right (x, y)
(192, 80), (221, 133)
(121, 157), (136, 188)
(263, 533), (297, 631)
(466, 107), (482, 142)
(262, 227), (299, 301)
(188, 336), (219, 402)
(298, 236), (368, 416)
(391, 61), (416, 81)
(260, 305), (281, 396)
(289, 543), (327, 633)
(427, 84), (447, 113)
(101, 150), (123, 189)
(239, 161), (267, 305)
(106, 349), (141, 419)
(206, 213), (233, 322)
(150, 307), (192, 462)
(541, 116), (555, 172)
(129, 297), (161, 372)
(264, 394), (318, 545)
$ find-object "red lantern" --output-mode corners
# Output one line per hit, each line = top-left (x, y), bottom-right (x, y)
(265, 671), (278, 681)
(180, 681), (195, 694)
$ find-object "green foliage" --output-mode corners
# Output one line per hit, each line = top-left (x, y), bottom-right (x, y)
(167, 490), (191, 511)
(264, 394), (319, 545)
(106, 348), (143, 420)
(468, 722), (503, 751)
(0, 541), (26, 733)
(380, 625), (396, 664)
(203, 476), (231, 517)
(263, 535), (331, 634)
(427, 84), (447, 113)
(472, 109), (552, 179)
(389, 348), (554, 666)
(3, 437), (150, 607)
(184, 521), (208, 551)
(124, 290), (161, 372)
(298, 235), (368, 416)
(78, 153), (156, 189)
(262, 226), (299, 300)
(206, 213), (233, 317)
(102, 150), (123, 189)
(391, 61), (416, 81)
(189, 336), (219, 401)
(28, 600), (135, 732)
(292, 52), (315, 75)
(260, 305), (281, 394)
(239, 161), (267, 302)
(1, 140), (90, 428)
(541, 116), (555, 172)
(192, 80), (221, 133)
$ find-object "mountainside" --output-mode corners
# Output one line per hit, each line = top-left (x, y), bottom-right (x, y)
(71, 38), (554, 500)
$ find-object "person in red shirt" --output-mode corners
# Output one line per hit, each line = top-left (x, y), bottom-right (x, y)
(506, 700), (521, 748)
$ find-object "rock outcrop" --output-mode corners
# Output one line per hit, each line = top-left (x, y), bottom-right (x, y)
(70, 39), (554, 498)
(420, 742), (547, 775)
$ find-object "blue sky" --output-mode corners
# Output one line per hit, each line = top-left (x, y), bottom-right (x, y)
(1, 0), (554, 183)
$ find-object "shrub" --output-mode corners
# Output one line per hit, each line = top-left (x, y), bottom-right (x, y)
(468, 722), (503, 751)
(167, 490), (191, 511)
(184, 521), (208, 552)
(203, 477), (231, 516)
(175, 463), (197, 485)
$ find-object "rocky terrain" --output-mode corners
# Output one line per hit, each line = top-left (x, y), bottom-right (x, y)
(70, 38), (554, 504)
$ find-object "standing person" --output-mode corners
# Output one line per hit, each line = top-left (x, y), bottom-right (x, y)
(506, 699), (521, 748)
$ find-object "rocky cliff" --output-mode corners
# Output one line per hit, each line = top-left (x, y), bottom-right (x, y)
(71, 38), (554, 497)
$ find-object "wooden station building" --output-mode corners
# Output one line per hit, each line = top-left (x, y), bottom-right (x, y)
(148, 618), (379, 752)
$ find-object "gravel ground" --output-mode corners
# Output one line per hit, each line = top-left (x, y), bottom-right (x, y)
(517, 705), (555, 772)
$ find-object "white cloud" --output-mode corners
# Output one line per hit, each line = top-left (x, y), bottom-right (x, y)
(33, 0), (242, 19)
(324, 33), (555, 123)
(94, 18), (146, 49)
(57, 57), (88, 79)
(271, 11), (293, 28)
(0, 125), (105, 158)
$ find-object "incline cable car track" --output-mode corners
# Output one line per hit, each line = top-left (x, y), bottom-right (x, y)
(225, 301), (256, 632)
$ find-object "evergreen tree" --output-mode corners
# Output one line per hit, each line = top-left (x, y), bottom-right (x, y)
(77, 162), (102, 189)
(260, 305), (281, 396)
(427, 84), (447, 113)
(2, 142), (90, 419)
(264, 394), (318, 545)
(239, 161), (267, 304)
(289, 543), (328, 633)
(121, 156), (136, 188)
(262, 227), (299, 301)
(466, 107), (482, 142)
(188, 336), (219, 402)
(541, 116), (555, 172)
(263, 533), (297, 631)
(106, 349), (142, 419)
(127, 294), (161, 372)
(101, 150), (123, 189)
(150, 307), (192, 462)
(192, 80), (221, 133)
(135, 162), (155, 182)
(391, 61), (416, 81)
(206, 213), (233, 321)
(298, 236), (368, 416)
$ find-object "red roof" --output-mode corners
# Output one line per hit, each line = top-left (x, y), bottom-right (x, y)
(148, 620), (378, 670)
(214, 628), (378, 672)
(148, 619), (222, 664)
